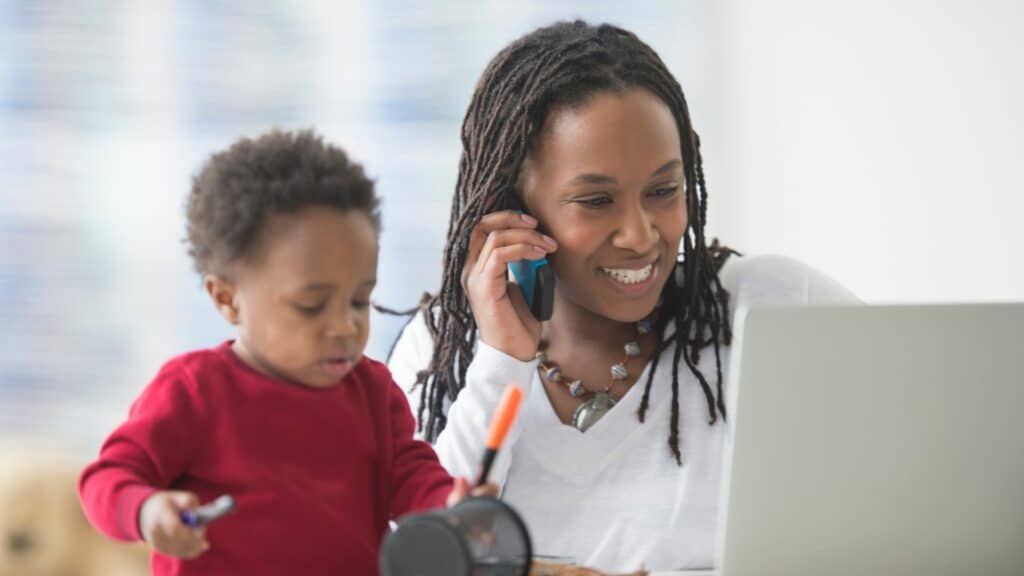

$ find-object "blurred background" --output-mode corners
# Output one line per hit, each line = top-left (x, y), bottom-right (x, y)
(1, 0), (1021, 460)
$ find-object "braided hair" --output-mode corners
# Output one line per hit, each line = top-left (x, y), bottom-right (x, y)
(411, 20), (736, 464)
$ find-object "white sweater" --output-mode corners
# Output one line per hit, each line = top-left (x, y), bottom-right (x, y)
(388, 255), (858, 572)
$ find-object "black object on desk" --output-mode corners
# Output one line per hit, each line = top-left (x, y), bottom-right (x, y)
(380, 496), (532, 576)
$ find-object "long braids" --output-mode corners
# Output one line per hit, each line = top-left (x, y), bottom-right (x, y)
(413, 20), (736, 464)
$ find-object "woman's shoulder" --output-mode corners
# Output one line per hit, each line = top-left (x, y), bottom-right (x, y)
(388, 307), (434, 363)
(386, 307), (442, 397)
(719, 254), (860, 308)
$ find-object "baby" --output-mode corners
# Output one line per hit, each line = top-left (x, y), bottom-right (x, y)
(79, 129), (487, 575)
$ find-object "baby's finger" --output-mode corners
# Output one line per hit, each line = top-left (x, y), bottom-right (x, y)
(446, 477), (470, 507)
(169, 523), (209, 556)
(177, 534), (210, 559)
(171, 523), (206, 539)
(470, 482), (499, 498)
(166, 491), (201, 512)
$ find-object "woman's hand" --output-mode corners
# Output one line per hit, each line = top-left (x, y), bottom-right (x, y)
(462, 210), (557, 361)
(138, 491), (210, 559)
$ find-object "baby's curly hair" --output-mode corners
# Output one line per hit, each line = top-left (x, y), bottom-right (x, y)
(185, 129), (379, 276)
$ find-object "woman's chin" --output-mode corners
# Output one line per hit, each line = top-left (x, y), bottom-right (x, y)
(595, 293), (662, 324)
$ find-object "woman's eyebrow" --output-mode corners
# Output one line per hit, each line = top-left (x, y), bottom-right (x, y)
(566, 159), (683, 186)
(568, 172), (617, 186)
(650, 158), (683, 178)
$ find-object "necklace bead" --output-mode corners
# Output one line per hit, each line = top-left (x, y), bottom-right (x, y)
(610, 362), (628, 380)
(568, 380), (585, 398)
(636, 318), (653, 335)
(538, 316), (651, 432)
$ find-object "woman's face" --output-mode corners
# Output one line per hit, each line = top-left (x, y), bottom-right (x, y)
(520, 87), (687, 324)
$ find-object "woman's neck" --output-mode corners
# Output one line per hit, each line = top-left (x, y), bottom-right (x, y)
(541, 291), (641, 353)
(538, 290), (658, 402)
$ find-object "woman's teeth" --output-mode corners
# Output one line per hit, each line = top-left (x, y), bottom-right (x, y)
(602, 264), (654, 285)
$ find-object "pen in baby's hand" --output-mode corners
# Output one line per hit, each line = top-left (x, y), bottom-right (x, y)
(180, 495), (236, 528)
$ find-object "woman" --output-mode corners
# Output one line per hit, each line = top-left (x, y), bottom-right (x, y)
(388, 20), (856, 572)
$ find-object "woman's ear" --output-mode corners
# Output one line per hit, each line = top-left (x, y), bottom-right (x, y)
(204, 274), (241, 325)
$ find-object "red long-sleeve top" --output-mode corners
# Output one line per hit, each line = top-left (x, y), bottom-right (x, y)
(79, 341), (453, 575)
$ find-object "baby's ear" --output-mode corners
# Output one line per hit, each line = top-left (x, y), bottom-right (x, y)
(204, 274), (240, 325)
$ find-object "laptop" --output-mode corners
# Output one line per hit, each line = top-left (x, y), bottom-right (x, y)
(692, 303), (1024, 576)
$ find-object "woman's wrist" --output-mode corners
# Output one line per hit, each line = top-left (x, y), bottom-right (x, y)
(478, 331), (537, 363)
(470, 339), (539, 387)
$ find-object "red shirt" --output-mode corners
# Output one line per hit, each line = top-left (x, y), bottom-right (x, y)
(79, 342), (453, 575)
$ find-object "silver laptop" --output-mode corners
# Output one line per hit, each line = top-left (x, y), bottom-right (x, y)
(706, 303), (1024, 576)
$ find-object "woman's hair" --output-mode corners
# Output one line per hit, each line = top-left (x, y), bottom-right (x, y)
(185, 129), (379, 276)
(412, 20), (736, 464)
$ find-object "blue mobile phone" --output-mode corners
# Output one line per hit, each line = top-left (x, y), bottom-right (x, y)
(501, 194), (555, 322)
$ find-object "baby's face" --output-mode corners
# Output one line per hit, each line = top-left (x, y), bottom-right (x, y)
(221, 206), (378, 388)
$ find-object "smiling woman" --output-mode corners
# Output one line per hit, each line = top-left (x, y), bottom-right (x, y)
(519, 89), (687, 325)
(387, 20), (859, 572)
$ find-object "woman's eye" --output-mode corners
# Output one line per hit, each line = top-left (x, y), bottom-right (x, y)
(352, 300), (371, 310)
(650, 185), (680, 198)
(294, 302), (326, 316)
(578, 196), (612, 208)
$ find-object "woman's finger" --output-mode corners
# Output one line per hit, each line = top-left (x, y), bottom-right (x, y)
(473, 228), (555, 278)
(463, 211), (540, 290)
(505, 279), (538, 328)
(475, 245), (548, 297)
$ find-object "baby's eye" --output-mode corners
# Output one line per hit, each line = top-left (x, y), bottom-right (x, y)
(294, 302), (326, 316)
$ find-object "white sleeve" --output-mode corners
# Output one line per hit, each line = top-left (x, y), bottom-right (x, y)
(720, 254), (861, 309)
(432, 340), (537, 485)
(386, 311), (538, 486)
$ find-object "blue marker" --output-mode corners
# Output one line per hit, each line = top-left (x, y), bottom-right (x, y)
(180, 495), (236, 528)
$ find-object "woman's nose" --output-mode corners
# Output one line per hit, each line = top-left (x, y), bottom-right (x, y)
(613, 202), (660, 253)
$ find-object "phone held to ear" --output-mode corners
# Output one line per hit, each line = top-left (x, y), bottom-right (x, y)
(501, 194), (555, 322)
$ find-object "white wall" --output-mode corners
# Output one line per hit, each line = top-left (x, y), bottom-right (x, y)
(703, 0), (1023, 303)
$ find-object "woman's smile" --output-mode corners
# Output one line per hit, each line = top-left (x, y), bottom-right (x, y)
(598, 256), (661, 297)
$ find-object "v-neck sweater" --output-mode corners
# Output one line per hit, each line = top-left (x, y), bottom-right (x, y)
(388, 255), (859, 572)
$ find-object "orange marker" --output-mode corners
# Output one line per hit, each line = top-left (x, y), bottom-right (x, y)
(475, 384), (524, 486)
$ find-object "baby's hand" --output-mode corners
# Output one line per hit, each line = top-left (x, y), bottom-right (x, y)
(139, 491), (210, 558)
(446, 476), (499, 507)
